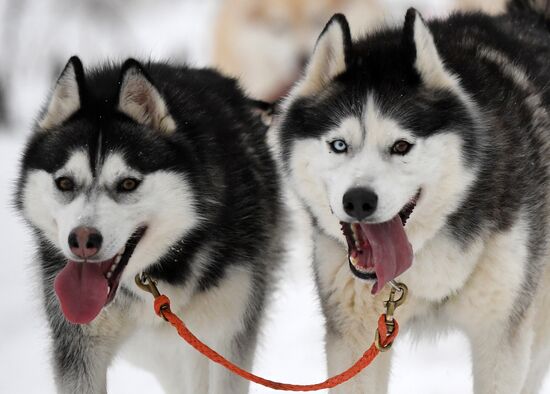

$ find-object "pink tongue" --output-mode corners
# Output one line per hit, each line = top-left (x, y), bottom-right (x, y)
(360, 216), (413, 294)
(54, 261), (109, 324)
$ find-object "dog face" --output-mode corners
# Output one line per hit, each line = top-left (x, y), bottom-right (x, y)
(213, 0), (384, 101)
(272, 11), (481, 292)
(16, 58), (199, 324)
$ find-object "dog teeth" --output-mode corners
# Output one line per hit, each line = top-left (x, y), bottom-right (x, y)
(351, 224), (361, 249)
(114, 254), (121, 264)
(355, 265), (375, 274)
(350, 255), (375, 274)
(106, 271), (112, 279)
(109, 256), (121, 274)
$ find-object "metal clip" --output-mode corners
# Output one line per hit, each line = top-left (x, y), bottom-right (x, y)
(374, 282), (408, 352)
(384, 281), (408, 335)
(135, 273), (170, 321)
(135, 273), (161, 298)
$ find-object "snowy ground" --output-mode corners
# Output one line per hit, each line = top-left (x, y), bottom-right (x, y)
(1, 134), (549, 393)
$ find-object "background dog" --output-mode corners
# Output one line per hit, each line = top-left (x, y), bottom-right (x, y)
(213, 0), (386, 102)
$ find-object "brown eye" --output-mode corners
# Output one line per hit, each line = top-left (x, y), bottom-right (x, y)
(55, 177), (75, 192)
(118, 178), (141, 193)
(391, 140), (413, 155)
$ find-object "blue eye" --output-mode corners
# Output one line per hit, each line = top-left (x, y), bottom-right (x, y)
(329, 139), (348, 153)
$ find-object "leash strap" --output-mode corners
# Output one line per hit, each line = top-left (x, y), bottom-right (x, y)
(138, 274), (401, 392)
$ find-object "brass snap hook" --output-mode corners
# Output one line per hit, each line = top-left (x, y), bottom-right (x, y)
(384, 282), (408, 334)
(135, 273), (162, 298)
(374, 282), (408, 352)
(135, 273), (170, 321)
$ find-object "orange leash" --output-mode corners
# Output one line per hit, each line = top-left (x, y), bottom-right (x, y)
(136, 274), (405, 392)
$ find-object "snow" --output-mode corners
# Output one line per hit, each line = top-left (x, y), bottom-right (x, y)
(0, 0), (549, 392)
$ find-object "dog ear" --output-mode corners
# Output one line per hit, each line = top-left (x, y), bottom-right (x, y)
(38, 56), (84, 131)
(292, 14), (351, 97)
(403, 8), (457, 89)
(117, 59), (176, 134)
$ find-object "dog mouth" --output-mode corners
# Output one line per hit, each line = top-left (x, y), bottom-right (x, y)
(341, 191), (419, 294)
(53, 227), (147, 324)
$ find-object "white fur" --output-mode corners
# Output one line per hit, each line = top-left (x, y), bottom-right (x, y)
(446, 217), (532, 393)
(39, 61), (80, 130)
(23, 150), (92, 246)
(118, 67), (176, 134)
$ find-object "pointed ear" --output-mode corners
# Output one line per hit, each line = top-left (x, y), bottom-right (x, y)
(293, 14), (351, 97)
(117, 59), (176, 134)
(38, 56), (83, 130)
(403, 8), (457, 89)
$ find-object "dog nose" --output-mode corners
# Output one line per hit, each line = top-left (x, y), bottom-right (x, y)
(68, 227), (103, 258)
(342, 188), (378, 221)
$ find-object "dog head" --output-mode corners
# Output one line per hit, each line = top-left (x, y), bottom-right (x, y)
(272, 10), (482, 292)
(16, 57), (202, 324)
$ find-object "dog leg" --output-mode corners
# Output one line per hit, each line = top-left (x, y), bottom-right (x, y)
(173, 346), (209, 393)
(521, 350), (550, 394)
(326, 330), (392, 394)
(469, 317), (534, 394)
(521, 267), (550, 394)
(207, 335), (255, 394)
(122, 326), (210, 394)
(50, 314), (128, 393)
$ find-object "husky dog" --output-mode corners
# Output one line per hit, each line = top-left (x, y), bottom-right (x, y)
(270, 1), (550, 392)
(15, 56), (285, 393)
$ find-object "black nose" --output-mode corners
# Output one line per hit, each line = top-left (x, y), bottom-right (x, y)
(342, 188), (378, 221)
(68, 227), (103, 258)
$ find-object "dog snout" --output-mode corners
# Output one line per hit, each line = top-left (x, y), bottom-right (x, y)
(342, 188), (378, 221)
(68, 227), (103, 259)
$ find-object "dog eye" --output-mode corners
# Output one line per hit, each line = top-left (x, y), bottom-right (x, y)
(55, 177), (75, 192)
(117, 178), (141, 193)
(329, 139), (348, 154)
(391, 140), (413, 155)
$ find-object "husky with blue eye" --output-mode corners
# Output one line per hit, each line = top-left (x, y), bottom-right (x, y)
(15, 56), (286, 394)
(270, 0), (550, 392)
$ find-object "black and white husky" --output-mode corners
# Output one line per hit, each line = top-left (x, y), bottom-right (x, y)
(15, 56), (286, 393)
(270, 0), (550, 392)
